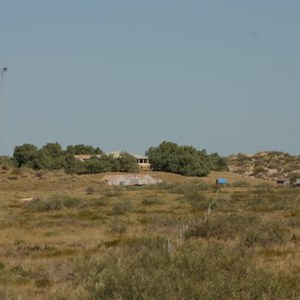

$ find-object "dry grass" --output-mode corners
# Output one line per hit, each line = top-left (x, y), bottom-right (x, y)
(0, 168), (299, 299)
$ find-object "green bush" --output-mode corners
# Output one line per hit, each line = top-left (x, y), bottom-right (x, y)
(230, 180), (251, 188)
(87, 198), (108, 207)
(184, 214), (258, 240)
(242, 220), (289, 248)
(287, 216), (300, 228)
(85, 187), (95, 195)
(101, 188), (123, 198)
(112, 199), (133, 215)
(146, 141), (211, 176)
(185, 192), (213, 211)
(72, 239), (300, 299)
(141, 198), (164, 206)
(110, 224), (127, 235)
(26, 195), (85, 212)
(138, 215), (185, 227)
(246, 190), (299, 212)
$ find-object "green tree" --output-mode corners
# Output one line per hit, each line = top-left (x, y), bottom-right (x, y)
(35, 143), (66, 170)
(13, 144), (38, 168)
(117, 152), (139, 173)
(66, 144), (102, 155)
(207, 152), (228, 171)
(146, 141), (210, 177)
(84, 155), (120, 174)
(64, 153), (86, 174)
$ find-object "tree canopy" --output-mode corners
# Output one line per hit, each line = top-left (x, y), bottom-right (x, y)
(12, 143), (139, 175)
(146, 141), (227, 177)
(12, 141), (227, 177)
(66, 144), (102, 155)
(13, 144), (38, 168)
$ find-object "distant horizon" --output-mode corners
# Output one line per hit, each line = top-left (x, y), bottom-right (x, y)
(1, 2), (299, 157)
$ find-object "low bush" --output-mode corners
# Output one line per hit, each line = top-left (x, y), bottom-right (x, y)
(142, 198), (164, 206)
(186, 192), (214, 211)
(242, 220), (289, 248)
(101, 188), (123, 198)
(138, 215), (185, 227)
(72, 239), (300, 299)
(111, 199), (133, 215)
(26, 195), (85, 212)
(230, 180), (251, 188)
(246, 192), (299, 212)
(110, 224), (127, 235)
(287, 216), (300, 228)
(184, 214), (258, 240)
(109, 218), (127, 235)
(85, 187), (95, 195)
(142, 181), (211, 194)
(87, 198), (108, 207)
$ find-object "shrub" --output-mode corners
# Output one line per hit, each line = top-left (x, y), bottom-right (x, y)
(287, 216), (300, 228)
(10, 265), (31, 283)
(85, 187), (95, 195)
(110, 223), (127, 235)
(26, 197), (63, 211)
(146, 141), (211, 176)
(112, 199), (133, 215)
(142, 198), (164, 206)
(138, 215), (185, 227)
(230, 180), (251, 188)
(35, 170), (46, 179)
(101, 188), (123, 198)
(242, 220), (289, 248)
(184, 214), (258, 240)
(72, 239), (300, 300)
(35, 277), (51, 288)
(26, 195), (85, 212)
(187, 193), (213, 211)
(173, 181), (211, 194)
(87, 198), (108, 207)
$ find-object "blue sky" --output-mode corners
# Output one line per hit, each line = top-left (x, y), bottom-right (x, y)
(0, 1), (299, 156)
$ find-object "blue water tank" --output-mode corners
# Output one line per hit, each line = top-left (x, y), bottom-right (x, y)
(216, 178), (228, 184)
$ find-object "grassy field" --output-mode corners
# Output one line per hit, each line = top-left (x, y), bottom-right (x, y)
(0, 168), (299, 299)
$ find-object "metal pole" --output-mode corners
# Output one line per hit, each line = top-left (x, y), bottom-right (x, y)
(0, 67), (7, 163)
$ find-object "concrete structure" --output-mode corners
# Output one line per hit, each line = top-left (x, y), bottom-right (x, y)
(293, 178), (300, 188)
(101, 174), (161, 186)
(276, 178), (290, 186)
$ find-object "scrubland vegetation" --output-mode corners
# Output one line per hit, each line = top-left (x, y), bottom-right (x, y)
(0, 167), (299, 299)
(229, 151), (300, 180)
(10, 141), (228, 176)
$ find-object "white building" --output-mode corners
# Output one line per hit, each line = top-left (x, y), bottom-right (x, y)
(101, 174), (161, 186)
(74, 151), (150, 169)
(106, 151), (150, 170)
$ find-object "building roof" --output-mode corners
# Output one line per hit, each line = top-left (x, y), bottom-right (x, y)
(74, 151), (148, 161)
(106, 151), (148, 160)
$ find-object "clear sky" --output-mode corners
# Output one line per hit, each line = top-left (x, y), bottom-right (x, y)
(0, 1), (299, 156)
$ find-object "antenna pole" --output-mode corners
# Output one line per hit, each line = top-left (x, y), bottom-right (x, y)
(0, 67), (7, 163)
